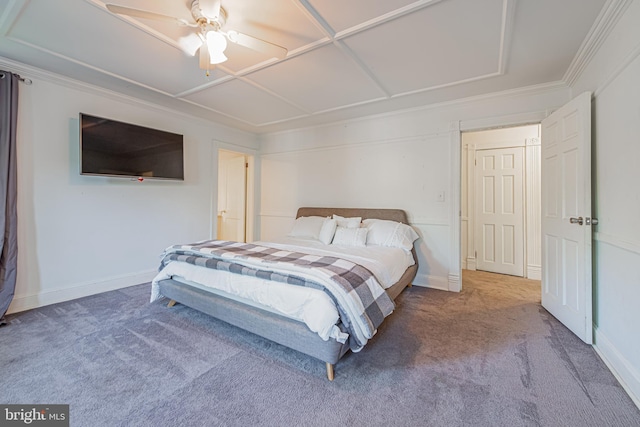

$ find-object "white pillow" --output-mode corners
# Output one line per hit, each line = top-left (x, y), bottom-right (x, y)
(331, 226), (368, 247)
(318, 218), (337, 245)
(288, 216), (326, 240)
(362, 219), (419, 251)
(332, 214), (362, 229)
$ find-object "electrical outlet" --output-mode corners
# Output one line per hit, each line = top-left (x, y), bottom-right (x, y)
(437, 191), (445, 202)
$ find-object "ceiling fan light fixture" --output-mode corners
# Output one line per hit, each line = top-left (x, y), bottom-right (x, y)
(105, 2), (287, 68)
(206, 30), (228, 64)
(179, 33), (204, 56)
(208, 50), (228, 64)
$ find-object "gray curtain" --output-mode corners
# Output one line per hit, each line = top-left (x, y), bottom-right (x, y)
(0, 70), (19, 324)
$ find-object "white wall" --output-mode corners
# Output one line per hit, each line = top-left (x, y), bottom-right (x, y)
(9, 64), (257, 313)
(258, 86), (571, 291)
(260, 132), (454, 289)
(570, 0), (640, 407)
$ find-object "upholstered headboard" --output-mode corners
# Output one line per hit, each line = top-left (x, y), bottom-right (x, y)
(296, 207), (410, 225)
(295, 207), (418, 266)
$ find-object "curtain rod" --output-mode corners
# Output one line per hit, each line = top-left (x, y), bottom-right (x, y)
(0, 72), (32, 85)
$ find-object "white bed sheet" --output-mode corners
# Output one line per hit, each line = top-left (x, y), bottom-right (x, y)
(152, 238), (415, 342)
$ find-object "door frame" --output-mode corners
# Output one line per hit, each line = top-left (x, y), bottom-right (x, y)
(212, 141), (257, 242)
(462, 125), (542, 279)
(455, 111), (550, 290)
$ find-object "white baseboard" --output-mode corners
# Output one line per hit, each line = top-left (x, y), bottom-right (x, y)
(448, 273), (461, 292)
(466, 258), (477, 270)
(413, 273), (450, 291)
(593, 326), (640, 410)
(6, 270), (156, 315)
(527, 265), (542, 280)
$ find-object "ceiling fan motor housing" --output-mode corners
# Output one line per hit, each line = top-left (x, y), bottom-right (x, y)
(191, 0), (227, 31)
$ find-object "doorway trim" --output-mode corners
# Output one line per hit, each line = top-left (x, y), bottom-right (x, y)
(462, 125), (541, 279)
(455, 110), (550, 290)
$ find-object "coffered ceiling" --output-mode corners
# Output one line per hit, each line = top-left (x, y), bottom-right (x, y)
(0, 0), (609, 133)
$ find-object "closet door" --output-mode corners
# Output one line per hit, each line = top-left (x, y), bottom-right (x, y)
(219, 154), (246, 242)
(475, 147), (525, 277)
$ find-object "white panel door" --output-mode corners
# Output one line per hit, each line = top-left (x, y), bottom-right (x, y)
(475, 147), (525, 276)
(220, 155), (246, 242)
(541, 92), (592, 344)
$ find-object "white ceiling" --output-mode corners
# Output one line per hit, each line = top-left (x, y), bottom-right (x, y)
(0, 0), (608, 133)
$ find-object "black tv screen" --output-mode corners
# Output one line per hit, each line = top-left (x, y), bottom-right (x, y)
(80, 113), (184, 180)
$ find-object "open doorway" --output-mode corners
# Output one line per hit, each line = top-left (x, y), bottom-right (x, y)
(456, 94), (592, 343)
(461, 124), (541, 280)
(217, 149), (253, 243)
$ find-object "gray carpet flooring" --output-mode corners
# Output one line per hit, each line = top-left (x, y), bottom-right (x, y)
(1, 270), (639, 427)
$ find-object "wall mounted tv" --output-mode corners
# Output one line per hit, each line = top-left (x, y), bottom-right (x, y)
(80, 113), (184, 181)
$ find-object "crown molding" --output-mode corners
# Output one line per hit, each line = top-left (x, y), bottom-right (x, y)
(563, 0), (634, 87)
(263, 80), (569, 137)
(0, 56), (257, 137)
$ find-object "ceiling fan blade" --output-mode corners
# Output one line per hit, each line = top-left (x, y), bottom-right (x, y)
(226, 30), (287, 60)
(199, 0), (222, 20)
(106, 4), (187, 25)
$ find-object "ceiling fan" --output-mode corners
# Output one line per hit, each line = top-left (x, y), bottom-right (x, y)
(105, 0), (288, 73)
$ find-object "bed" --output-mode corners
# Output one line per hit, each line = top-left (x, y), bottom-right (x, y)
(152, 207), (418, 380)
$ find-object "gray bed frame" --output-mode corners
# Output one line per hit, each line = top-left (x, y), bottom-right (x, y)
(156, 207), (418, 380)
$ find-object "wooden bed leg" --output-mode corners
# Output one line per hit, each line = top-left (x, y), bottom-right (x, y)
(326, 363), (335, 381)
(167, 299), (177, 308)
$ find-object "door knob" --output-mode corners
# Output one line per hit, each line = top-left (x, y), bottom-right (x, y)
(569, 217), (583, 225)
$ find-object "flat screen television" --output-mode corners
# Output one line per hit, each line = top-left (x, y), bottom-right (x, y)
(80, 113), (184, 181)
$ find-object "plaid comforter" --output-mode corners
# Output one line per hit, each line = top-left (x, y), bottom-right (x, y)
(157, 240), (396, 350)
